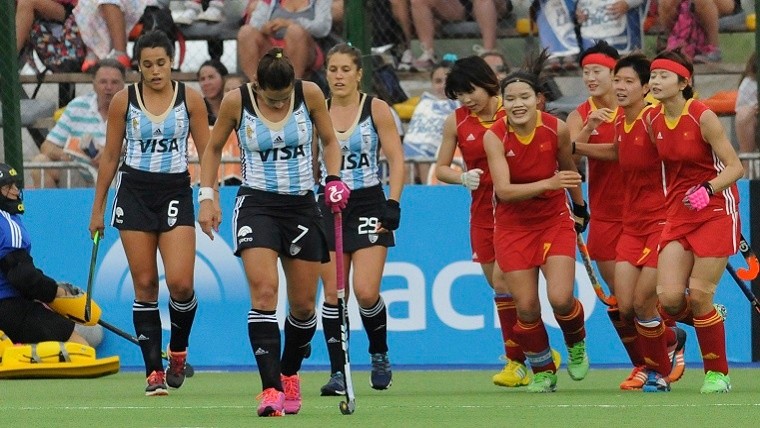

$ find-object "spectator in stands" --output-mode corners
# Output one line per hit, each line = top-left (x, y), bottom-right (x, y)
(735, 52), (758, 168)
(14, 0), (77, 55)
(197, 59), (229, 125)
(172, 0), (225, 25)
(403, 55), (459, 183)
(480, 49), (509, 80)
(409, 0), (511, 71)
(74, 0), (149, 72)
(534, 0), (648, 70)
(31, 59), (126, 188)
(657, 0), (740, 63)
(237, 0), (332, 80)
(390, 0), (418, 71)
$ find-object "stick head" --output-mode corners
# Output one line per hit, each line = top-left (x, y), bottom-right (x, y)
(339, 400), (355, 415)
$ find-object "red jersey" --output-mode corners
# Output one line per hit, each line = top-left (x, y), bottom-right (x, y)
(576, 99), (625, 221)
(455, 102), (507, 228)
(615, 105), (666, 235)
(649, 99), (740, 222)
(490, 112), (572, 229)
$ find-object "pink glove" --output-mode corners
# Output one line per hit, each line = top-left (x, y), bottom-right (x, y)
(325, 175), (351, 213)
(683, 182), (713, 211)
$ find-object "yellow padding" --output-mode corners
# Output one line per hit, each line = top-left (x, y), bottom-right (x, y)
(49, 293), (102, 326)
(0, 342), (119, 379)
(0, 330), (12, 354)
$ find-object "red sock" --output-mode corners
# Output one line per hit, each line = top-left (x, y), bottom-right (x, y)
(513, 319), (555, 373)
(495, 295), (525, 362)
(608, 306), (645, 366)
(694, 308), (729, 374)
(554, 299), (586, 346)
(635, 318), (672, 375)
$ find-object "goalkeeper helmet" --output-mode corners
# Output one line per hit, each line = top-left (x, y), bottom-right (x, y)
(0, 163), (24, 215)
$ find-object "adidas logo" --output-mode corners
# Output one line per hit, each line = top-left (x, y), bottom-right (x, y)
(153, 128), (162, 136)
(254, 347), (269, 356)
(644, 357), (659, 367)
(274, 135), (284, 143)
(472, 252), (478, 259)
(702, 352), (720, 360)
(506, 149), (516, 157)
(327, 337), (340, 344)
(137, 334), (149, 341)
(657, 132), (663, 140)
(237, 225), (253, 237)
(466, 133), (475, 141)
(590, 129), (599, 135)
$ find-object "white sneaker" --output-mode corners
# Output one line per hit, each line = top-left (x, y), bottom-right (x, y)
(397, 49), (414, 71)
(172, 4), (201, 25)
(197, 2), (224, 23)
(412, 50), (437, 72)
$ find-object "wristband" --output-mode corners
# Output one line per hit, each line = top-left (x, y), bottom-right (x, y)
(702, 182), (714, 196)
(198, 186), (215, 203)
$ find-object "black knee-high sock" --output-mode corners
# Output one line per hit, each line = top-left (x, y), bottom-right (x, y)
(281, 312), (317, 376)
(360, 296), (388, 354)
(133, 300), (163, 377)
(169, 292), (197, 352)
(322, 302), (344, 374)
(248, 309), (282, 390)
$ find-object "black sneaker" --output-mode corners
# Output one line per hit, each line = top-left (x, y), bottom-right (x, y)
(145, 370), (168, 396)
(320, 372), (346, 396)
(165, 346), (187, 389)
(370, 353), (392, 390)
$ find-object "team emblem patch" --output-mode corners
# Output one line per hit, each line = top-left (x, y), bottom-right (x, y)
(168, 216), (177, 227)
(368, 233), (378, 244)
(289, 243), (302, 256)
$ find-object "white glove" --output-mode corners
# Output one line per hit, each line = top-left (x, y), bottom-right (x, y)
(460, 168), (484, 190)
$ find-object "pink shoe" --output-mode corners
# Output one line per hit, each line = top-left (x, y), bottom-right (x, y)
(281, 374), (302, 414)
(256, 387), (284, 417)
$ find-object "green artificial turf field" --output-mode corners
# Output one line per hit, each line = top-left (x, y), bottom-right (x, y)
(5, 368), (760, 427)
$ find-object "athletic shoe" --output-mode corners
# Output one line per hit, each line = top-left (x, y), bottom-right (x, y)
(412, 50), (437, 72)
(165, 346), (187, 389)
(197, 2), (224, 22)
(256, 387), (285, 417)
(397, 49), (414, 72)
(281, 374), (302, 414)
(694, 46), (722, 64)
(370, 352), (392, 390)
(665, 327), (687, 383)
(526, 371), (557, 393)
(642, 370), (671, 392)
(566, 340), (590, 381)
(700, 371), (731, 393)
(492, 359), (531, 387)
(620, 365), (647, 390)
(145, 370), (168, 396)
(172, 4), (201, 25)
(320, 371), (346, 396)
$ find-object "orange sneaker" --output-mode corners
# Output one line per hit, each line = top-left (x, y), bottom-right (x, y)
(665, 327), (687, 383)
(145, 370), (169, 396)
(281, 374), (302, 414)
(620, 365), (647, 390)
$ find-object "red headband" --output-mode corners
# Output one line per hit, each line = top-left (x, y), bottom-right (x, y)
(650, 59), (691, 80)
(581, 53), (616, 69)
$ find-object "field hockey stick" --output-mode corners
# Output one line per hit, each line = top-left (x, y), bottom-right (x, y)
(726, 263), (760, 315)
(98, 319), (195, 377)
(576, 233), (617, 306)
(736, 234), (759, 281)
(84, 231), (101, 323)
(334, 210), (356, 415)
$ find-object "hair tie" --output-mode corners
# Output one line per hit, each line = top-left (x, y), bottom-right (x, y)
(275, 52), (283, 59)
(650, 58), (691, 80)
(442, 53), (458, 62)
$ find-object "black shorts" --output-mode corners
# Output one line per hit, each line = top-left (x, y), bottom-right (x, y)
(318, 185), (395, 253)
(0, 297), (75, 343)
(233, 187), (329, 262)
(112, 165), (194, 232)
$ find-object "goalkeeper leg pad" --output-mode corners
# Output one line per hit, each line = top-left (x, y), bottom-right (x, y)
(0, 341), (119, 378)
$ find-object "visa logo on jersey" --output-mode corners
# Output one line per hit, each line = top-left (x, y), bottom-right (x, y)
(259, 145), (306, 161)
(341, 153), (370, 170)
(139, 138), (180, 153)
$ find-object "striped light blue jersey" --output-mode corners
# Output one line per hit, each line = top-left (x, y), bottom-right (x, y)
(123, 82), (191, 173)
(319, 94), (380, 190)
(0, 211), (31, 299)
(237, 81), (315, 195)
